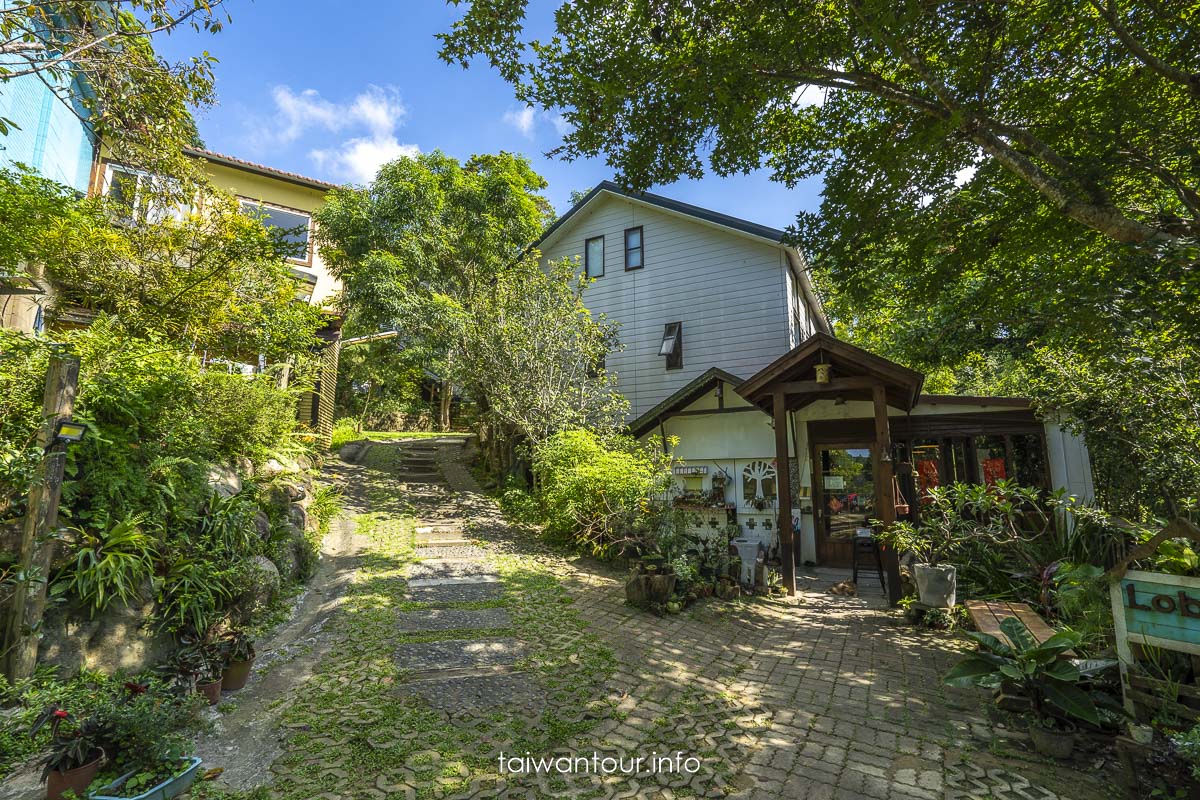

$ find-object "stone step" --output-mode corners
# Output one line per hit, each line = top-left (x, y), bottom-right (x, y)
(415, 538), (471, 548)
(394, 637), (524, 672)
(408, 560), (496, 582)
(395, 607), (511, 633)
(407, 580), (503, 603)
(394, 671), (545, 713)
(408, 576), (500, 587)
(415, 544), (488, 560)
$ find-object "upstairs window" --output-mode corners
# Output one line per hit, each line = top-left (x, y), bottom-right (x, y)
(103, 165), (185, 224)
(624, 226), (643, 270)
(659, 321), (683, 370)
(585, 235), (605, 278)
(241, 200), (312, 264)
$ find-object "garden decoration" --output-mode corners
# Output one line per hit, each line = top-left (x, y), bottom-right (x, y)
(218, 629), (257, 691)
(30, 705), (112, 800)
(944, 616), (1116, 758)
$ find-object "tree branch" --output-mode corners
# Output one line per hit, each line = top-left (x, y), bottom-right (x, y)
(1089, 0), (1200, 97)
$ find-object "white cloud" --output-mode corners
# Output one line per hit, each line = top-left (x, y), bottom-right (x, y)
(312, 137), (419, 185)
(549, 113), (571, 136)
(503, 106), (536, 137)
(252, 85), (418, 183)
(953, 164), (978, 188)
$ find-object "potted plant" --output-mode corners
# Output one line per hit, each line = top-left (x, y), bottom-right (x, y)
(944, 617), (1116, 758)
(159, 636), (223, 704)
(30, 705), (111, 800)
(877, 489), (967, 607)
(95, 680), (207, 800)
(219, 629), (257, 691)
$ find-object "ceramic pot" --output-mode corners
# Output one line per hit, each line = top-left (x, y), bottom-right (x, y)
(46, 751), (103, 800)
(90, 756), (204, 800)
(1029, 724), (1075, 759)
(221, 656), (255, 691)
(197, 678), (223, 705)
(913, 563), (957, 608)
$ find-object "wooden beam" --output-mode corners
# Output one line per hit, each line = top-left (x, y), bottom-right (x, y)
(773, 390), (796, 595)
(770, 376), (882, 396)
(2, 354), (80, 680)
(873, 384), (902, 606)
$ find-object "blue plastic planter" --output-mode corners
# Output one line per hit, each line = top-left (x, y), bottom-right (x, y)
(89, 757), (202, 800)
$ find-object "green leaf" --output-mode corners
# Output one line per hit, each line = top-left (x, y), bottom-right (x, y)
(1042, 679), (1100, 726)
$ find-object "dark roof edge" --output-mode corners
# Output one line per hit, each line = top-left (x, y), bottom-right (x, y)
(628, 367), (749, 439)
(532, 181), (788, 254)
(183, 148), (338, 192)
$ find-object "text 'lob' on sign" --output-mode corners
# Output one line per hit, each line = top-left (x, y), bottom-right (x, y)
(1110, 570), (1200, 657)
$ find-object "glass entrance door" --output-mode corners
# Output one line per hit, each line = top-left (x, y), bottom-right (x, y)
(813, 446), (875, 568)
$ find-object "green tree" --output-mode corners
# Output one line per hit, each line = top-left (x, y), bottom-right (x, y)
(454, 257), (627, 474)
(0, 167), (324, 360)
(0, 0), (224, 177)
(440, 0), (1200, 513)
(315, 150), (555, 430)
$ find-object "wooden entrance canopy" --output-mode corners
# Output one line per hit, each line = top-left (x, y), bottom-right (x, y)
(736, 332), (924, 604)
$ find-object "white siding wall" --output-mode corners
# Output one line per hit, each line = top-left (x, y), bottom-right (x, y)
(539, 195), (793, 419)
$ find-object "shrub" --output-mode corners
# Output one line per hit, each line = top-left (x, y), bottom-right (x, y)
(531, 430), (672, 557)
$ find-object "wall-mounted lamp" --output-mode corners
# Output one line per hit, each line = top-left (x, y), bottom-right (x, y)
(54, 420), (87, 445)
(815, 363), (832, 384)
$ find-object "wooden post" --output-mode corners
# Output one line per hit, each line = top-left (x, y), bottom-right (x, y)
(872, 384), (902, 606)
(773, 390), (796, 595)
(1, 354), (80, 681)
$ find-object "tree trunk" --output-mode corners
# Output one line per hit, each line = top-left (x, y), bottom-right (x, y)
(2, 354), (80, 681)
(439, 379), (452, 431)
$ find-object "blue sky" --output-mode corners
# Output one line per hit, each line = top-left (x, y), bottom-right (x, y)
(156, 1), (824, 229)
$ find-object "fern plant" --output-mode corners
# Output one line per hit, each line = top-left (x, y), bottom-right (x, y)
(54, 516), (157, 616)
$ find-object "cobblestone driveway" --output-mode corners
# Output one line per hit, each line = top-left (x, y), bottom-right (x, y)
(251, 438), (1121, 800)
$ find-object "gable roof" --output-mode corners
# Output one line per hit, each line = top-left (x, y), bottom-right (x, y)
(737, 331), (926, 412)
(533, 181), (832, 334)
(535, 181), (788, 253)
(629, 367), (751, 438)
(184, 147), (338, 192)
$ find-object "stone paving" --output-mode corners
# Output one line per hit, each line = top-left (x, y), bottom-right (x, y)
(249, 437), (1125, 800)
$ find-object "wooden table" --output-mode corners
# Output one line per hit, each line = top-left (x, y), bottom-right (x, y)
(965, 599), (1075, 656)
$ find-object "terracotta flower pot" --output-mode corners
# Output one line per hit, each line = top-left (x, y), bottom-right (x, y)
(1029, 723), (1075, 759)
(197, 677), (223, 705)
(221, 656), (255, 691)
(46, 751), (103, 800)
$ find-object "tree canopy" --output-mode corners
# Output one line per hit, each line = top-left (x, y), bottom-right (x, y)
(440, 0), (1200, 513)
(315, 150), (556, 428)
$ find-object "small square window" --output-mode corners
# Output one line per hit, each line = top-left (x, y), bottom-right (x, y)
(624, 226), (643, 270)
(660, 322), (682, 369)
(585, 235), (604, 278)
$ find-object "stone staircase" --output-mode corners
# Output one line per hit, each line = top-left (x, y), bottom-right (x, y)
(390, 438), (543, 714)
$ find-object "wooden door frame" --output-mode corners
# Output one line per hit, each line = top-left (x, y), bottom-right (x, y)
(811, 439), (875, 567)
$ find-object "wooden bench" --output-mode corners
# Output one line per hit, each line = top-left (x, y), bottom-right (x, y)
(965, 600), (1076, 656)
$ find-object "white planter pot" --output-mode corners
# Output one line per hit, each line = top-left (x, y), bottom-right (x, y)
(914, 563), (957, 608)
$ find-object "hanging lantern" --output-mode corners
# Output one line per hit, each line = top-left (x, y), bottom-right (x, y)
(815, 363), (832, 384)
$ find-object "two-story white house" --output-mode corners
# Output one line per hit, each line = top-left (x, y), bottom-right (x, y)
(535, 182), (1096, 586)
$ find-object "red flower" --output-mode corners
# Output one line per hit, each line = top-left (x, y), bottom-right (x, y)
(52, 710), (70, 720)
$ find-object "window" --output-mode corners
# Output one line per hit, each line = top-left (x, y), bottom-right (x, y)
(624, 226), (643, 270)
(241, 200), (312, 263)
(584, 235), (604, 277)
(659, 321), (682, 370)
(290, 268), (319, 303)
(103, 165), (185, 223)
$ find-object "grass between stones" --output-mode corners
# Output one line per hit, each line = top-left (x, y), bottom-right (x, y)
(198, 446), (621, 800)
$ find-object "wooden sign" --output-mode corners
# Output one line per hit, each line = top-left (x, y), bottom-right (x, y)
(1110, 570), (1200, 714)
(673, 465), (708, 475)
